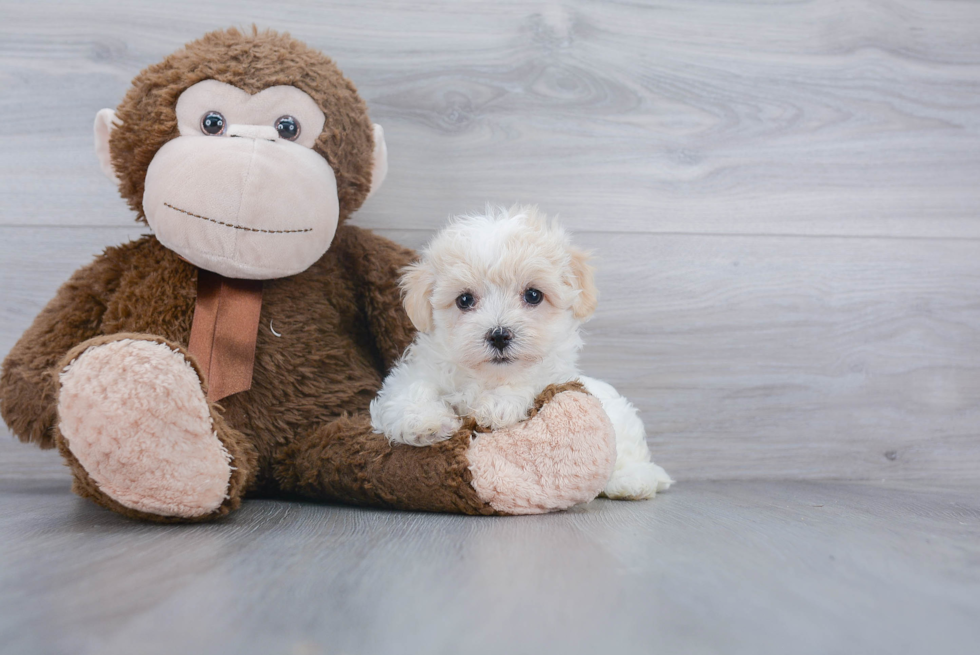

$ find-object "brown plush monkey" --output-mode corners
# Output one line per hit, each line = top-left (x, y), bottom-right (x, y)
(0, 28), (616, 522)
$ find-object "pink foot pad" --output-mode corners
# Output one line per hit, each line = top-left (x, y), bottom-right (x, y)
(58, 339), (231, 518)
(467, 391), (617, 514)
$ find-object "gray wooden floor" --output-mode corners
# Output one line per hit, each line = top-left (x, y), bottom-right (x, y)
(2, 1), (980, 653)
(2, 0), (979, 483)
(2, 440), (979, 655)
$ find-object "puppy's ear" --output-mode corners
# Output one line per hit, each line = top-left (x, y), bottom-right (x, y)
(400, 261), (435, 332)
(568, 247), (598, 320)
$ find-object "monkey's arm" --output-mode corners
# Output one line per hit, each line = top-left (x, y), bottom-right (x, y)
(336, 225), (417, 372)
(0, 254), (121, 448)
(275, 412), (498, 514)
(274, 382), (616, 515)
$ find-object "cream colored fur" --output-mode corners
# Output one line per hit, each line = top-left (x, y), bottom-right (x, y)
(370, 206), (673, 500)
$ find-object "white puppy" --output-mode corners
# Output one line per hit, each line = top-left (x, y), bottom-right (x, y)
(370, 206), (672, 500)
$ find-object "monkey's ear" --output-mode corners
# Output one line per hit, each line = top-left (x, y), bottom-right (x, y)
(366, 123), (388, 200)
(400, 260), (435, 333)
(568, 247), (598, 321)
(94, 108), (120, 184)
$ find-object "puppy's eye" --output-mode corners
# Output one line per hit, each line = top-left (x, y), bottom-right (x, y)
(456, 292), (476, 311)
(275, 115), (300, 141)
(201, 111), (226, 136)
(523, 288), (544, 305)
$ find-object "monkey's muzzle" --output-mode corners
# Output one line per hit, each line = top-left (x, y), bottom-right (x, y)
(143, 135), (340, 280)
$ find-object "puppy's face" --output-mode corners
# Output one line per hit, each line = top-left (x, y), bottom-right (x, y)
(401, 207), (597, 376)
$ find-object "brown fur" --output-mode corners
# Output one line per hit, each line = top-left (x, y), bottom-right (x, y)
(1, 217), (591, 521)
(275, 381), (588, 515)
(110, 27), (376, 224)
(0, 29), (600, 522)
(2, 228), (420, 499)
(0, 28), (504, 521)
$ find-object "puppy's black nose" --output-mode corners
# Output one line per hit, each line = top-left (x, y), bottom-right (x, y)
(487, 327), (513, 352)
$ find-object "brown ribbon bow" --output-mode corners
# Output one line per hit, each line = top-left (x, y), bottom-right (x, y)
(188, 269), (264, 402)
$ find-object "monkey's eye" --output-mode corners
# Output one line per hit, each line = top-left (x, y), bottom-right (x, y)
(276, 115), (300, 141)
(523, 288), (544, 305)
(456, 292), (476, 311)
(200, 111), (225, 136)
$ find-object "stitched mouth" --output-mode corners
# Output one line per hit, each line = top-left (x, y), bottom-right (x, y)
(163, 202), (313, 234)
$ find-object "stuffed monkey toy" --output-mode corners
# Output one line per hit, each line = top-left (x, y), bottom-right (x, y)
(0, 28), (617, 522)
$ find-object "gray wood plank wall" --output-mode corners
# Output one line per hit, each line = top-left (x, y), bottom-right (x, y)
(1, 0), (978, 484)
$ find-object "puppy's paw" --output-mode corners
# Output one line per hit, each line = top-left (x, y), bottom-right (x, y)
(471, 394), (532, 431)
(403, 417), (463, 447)
(386, 402), (462, 447)
(603, 461), (673, 500)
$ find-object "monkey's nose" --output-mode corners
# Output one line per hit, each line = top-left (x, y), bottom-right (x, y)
(227, 124), (279, 141)
(487, 327), (513, 352)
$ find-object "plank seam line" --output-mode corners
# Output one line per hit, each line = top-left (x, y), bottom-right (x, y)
(3, 225), (979, 243)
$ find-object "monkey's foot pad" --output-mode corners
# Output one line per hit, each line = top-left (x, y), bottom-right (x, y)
(58, 338), (231, 518)
(468, 390), (617, 514)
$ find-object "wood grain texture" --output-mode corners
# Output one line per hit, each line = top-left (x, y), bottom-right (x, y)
(2, 0), (980, 484)
(3, 227), (978, 483)
(1, 466), (978, 655)
(1, 0), (979, 236)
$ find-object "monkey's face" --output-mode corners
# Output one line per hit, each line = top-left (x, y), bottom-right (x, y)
(95, 31), (388, 281)
(138, 81), (341, 279)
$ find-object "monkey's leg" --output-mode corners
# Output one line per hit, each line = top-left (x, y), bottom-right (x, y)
(274, 384), (617, 515)
(55, 334), (257, 523)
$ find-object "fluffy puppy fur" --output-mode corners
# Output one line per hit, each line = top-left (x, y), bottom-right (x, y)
(370, 206), (672, 500)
